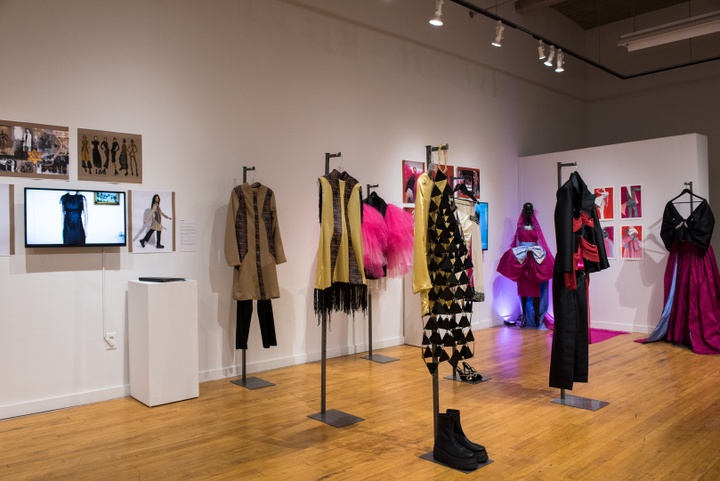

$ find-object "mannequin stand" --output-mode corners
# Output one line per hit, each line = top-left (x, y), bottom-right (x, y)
(308, 151), (364, 428)
(230, 165), (275, 391)
(553, 161), (608, 412)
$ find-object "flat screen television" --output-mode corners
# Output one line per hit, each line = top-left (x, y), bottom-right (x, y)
(25, 187), (127, 247)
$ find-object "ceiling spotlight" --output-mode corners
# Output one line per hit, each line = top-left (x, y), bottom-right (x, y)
(537, 40), (546, 59)
(543, 45), (556, 66)
(555, 49), (565, 72)
(429, 0), (444, 26)
(492, 20), (505, 47)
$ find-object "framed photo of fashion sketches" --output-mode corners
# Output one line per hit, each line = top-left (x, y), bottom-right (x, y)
(621, 225), (643, 260)
(0, 184), (13, 255)
(0, 120), (69, 180)
(129, 190), (175, 253)
(602, 225), (615, 259)
(593, 186), (614, 220)
(402, 160), (424, 204)
(77, 128), (143, 183)
(456, 167), (480, 199)
(620, 184), (642, 219)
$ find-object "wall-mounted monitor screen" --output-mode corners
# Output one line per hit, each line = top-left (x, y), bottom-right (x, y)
(25, 187), (127, 247)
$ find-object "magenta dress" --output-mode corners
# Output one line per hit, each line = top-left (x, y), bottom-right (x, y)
(497, 227), (554, 297)
(637, 200), (720, 354)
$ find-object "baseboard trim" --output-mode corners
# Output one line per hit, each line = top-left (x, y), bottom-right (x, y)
(0, 385), (129, 421)
(200, 336), (405, 382)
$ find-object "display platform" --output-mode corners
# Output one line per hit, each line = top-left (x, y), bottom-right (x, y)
(128, 279), (199, 407)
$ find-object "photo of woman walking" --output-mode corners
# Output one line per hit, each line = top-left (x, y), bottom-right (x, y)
(130, 190), (175, 253)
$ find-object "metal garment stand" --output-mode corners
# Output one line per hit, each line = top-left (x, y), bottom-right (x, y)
(231, 165), (275, 390)
(420, 144), (493, 470)
(361, 183), (398, 364)
(425, 143), (449, 171)
(552, 161), (608, 411)
(685, 181), (695, 211)
(424, 144), (448, 439)
(308, 152), (364, 428)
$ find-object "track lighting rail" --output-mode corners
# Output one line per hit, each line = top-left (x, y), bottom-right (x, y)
(449, 0), (720, 80)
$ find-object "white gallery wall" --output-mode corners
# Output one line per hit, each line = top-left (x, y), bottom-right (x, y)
(585, 68), (720, 256)
(0, 0), (591, 418)
(518, 134), (708, 333)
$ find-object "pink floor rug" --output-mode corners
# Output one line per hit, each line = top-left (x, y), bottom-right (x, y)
(589, 328), (629, 344)
(544, 318), (628, 344)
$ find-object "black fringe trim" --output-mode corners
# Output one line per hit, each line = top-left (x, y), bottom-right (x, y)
(314, 283), (368, 323)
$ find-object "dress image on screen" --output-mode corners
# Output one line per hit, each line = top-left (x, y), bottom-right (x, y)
(60, 192), (87, 244)
(25, 188), (127, 247)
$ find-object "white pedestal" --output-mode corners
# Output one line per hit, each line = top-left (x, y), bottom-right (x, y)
(128, 280), (199, 407)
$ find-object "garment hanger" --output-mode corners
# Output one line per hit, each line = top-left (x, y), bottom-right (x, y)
(669, 187), (705, 203)
(453, 182), (477, 203)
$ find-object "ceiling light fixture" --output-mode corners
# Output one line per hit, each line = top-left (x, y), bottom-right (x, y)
(618, 10), (720, 51)
(537, 39), (546, 59)
(491, 20), (504, 47)
(543, 45), (556, 66)
(555, 49), (564, 72)
(429, 0), (444, 26)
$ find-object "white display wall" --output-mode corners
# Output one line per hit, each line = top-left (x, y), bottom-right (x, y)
(0, 0), (591, 419)
(517, 134), (708, 333)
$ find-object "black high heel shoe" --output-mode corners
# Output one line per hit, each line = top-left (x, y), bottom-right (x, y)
(455, 362), (482, 382)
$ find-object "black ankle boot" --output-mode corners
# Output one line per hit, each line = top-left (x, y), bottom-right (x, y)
(433, 412), (478, 470)
(446, 408), (489, 463)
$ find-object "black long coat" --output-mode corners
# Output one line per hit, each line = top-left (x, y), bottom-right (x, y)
(550, 171), (610, 390)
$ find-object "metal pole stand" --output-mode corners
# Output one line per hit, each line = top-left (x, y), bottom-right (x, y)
(418, 144), (491, 471)
(230, 165), (275, 391)
(552, 162), (608, 412)
(361, 291), (398, 364)
(231, 348), (275, 390)
(308, 152), (364, 428)
(308, 310), (364, 427)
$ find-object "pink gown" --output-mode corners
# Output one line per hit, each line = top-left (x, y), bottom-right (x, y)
(497, 227), (554, 297)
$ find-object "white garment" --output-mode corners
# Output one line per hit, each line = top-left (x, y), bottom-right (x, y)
(456, 200), (484, 297)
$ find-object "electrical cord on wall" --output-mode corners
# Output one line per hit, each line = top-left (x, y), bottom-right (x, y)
(102, 248), (116, 349)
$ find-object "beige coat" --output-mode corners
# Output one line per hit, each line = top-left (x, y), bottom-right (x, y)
(224, 183), (286, 300)
(145, 203), (170, 231)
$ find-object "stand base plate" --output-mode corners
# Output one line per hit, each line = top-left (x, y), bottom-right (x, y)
(308, 409), (364, 428)
(361, 354), (398, 364)
(231, 377), (275, 390)
(444, 376), (491, 384)
(420, 452), (494, 472)
(552, 394), (609, 411)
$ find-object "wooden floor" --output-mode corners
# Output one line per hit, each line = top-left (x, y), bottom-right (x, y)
(2, 327), (720, 480)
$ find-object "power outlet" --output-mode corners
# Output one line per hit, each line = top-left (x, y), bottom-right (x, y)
(105, 332), (117, 350)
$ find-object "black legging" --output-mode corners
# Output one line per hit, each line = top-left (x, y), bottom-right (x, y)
(141, 229), (161, 247)
(236, 299), (277, 349)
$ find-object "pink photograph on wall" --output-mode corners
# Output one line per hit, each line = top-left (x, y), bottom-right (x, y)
(594, 186), (614, 220)
(402, 160), (424, 204)
(602, 225), (615, 259)
(621, 225), (643, 260)
(620, 184), (642, 219)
